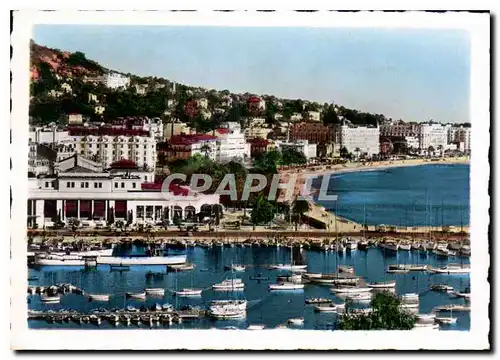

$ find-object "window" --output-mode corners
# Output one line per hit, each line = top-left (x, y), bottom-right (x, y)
(45, 182), (49, 187)
(114, 183), (118, 188)
(71, 182), (75, 188)
(85, 182), (89, 188)
(132, 183), (136, 188)
(94, 182), (97, 188)
(105, 144), (108, 148)
(99, 183), (102, 188)
(81, 182), (85, 188)
(121, 182), (125, 188)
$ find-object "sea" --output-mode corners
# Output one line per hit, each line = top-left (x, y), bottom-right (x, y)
(28, 245), (470, 331)
(312, 164), (470, 227)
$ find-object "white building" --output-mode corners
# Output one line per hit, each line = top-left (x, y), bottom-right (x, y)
(418, 123), (448, 151)
(405, 136), (420, 150)
(213, 122), (251, 163)
(307, 111), (321, 122)
(290, 113), (303, 122)
(27, 154), (221, 229)
(29, 126), (71, 145)
(68, 114), (83, 125)
(274, 140), (317, 160)
(337, 124), (380, 157)
(447, 126), (471, 153)
(243, 118), (272, 140)
(103, 73), (130, 89)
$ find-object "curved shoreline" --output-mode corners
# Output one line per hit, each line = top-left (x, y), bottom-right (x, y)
(286, 157), (470, 232)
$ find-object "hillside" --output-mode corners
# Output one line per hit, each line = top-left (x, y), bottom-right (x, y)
(29, 41), (386, 129)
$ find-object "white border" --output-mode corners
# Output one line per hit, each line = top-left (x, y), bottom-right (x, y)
(10, 10), (490, 350)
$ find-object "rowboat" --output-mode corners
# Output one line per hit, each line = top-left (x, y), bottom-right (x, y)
(126, 291), (146, 300)
(268, 282), (304, 291)
(367, 280), (396, 288)
(314, 304), (338, 312)
(88, 294), (110, 302)
(174, 288), (203, 297)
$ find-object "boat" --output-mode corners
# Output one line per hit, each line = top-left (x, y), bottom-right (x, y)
(345, 292), (372, 302)
(162, 303), (174, 311)
(224, 264), (246, 272)
(88, 294), (110, 302)
(99, 254), (187, 266)
(380, 241), (399, 252)
(400, 293), (419, 303)
(367, 280), (396, 288)
(126, 291), (146, 300)
(386, 265), (410, 274)
(435, 316), (457, 324)
(338, 265), (354, 274)
(247, 324), (265, 330)
(304, 272), (323, 279)
(40, 294), (60, 303)
(167, 263), (195, 271)
(358, 239), (369, 250)
(268, 264), (307, 271)
(210, 300), (247, 311)
(314, 303), (338, 312)
(346, 240), (358, 251)
(288, 317), (304, 326)
(145, 288), (165, 296)
(268, 282), (304, 291)
(212, 279), (245, 291)
(208, 307), (246, 319)
(413, 323), (440, 330)
(330, 286), (372, 294)
(452, 291), (471, 299)
(430, 284), (454, 292)
(416, 313), (436, 322)
(175, 288), (203, 297)
(276, 273), (302, 284)
(428, 264), (470, 274)
(408, 265), (428, 271)
(399, 242), (411, 251)
(399, 302), (419, 309)
(305, 297), (331, 304)
(411, 242), (421, 250)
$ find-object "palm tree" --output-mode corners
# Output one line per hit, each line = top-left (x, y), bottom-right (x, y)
(292, 198), (310, 231)
(354, 147), (361, 160)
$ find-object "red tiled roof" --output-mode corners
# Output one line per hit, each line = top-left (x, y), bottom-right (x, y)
(248, 96), (261, 103)
(169, 134), (217, 145)
(215, 128), (231, 135)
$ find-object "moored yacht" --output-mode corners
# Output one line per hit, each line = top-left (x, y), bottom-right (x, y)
(212, 279), (245, 291)
(268, 282), (304, 291)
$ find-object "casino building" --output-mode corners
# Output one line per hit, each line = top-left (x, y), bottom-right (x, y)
(27, 155), (220, 229)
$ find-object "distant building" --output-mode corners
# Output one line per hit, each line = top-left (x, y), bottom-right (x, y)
(306, 111), (321, 122)
(163, 121), (191, 141)
(274, 140), (317, 160)
(337, 124), (380, 157)
(380, 121), (420, 138)
(290, 113), (303, 122)
(159, 134), (218, 161)
(447, 126), (471, 153)
(244, 117), (272, 140)
(419, 123), (448, 152)
(289, 122), (336, 144)
(103, 73), (130, 89)
(134, 84), (147, 95)
(212, 122), (251, 163)
(248, 138), (270, 158)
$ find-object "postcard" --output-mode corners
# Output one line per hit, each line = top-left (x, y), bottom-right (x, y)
(10, 10), (490, 350)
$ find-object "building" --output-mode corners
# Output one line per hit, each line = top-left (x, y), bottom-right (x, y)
(380, 121), (420, 138)
(337, 124), (380, 157)
(307, 111), (321, 122)
(27, 154), (221, 229)
(65, 126), (157, 171)
(247, 96), (265, 112)
(29, 126), (71, 145)
(135, 84), (147, 95)
(290, 113), (303, 122)
(61, 83), (72, 93)
(274, 140), (317, 160)
(243, 117), (272, 140)
(448, 126), (471, 153)
(163, 121), (191, 141)
(28, 141), (55, 175)
(419, 123), (448, 152)
(158, 134), (218, 161)
(211, 122), (251, 163)
(68, 114), (83, 125)
(248, 138), (270, 158)
(103, 73), (130, 89)
(289, 122), (336, 144)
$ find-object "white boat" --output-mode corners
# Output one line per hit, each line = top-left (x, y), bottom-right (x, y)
(367, 280), (396, 288)
(408, 265), (428, 271)
(380, 242), (399, 252)
(34, 256), (86, 266)
(413, 323), (440, 330)
(305, 297), (332, 304)
(212, 279), (245, 291)
(399, 302), (419, 309)
(430, 284), (454, 292)
(338, 265), (354, 274)
(435, 316), (457, 324)
(314, 304), (338, 312)
(145, 288), (165, 296)
(411, 242), (421, 250)
(269, 264), (307, 271)
(401, 293), (419, 303)
(41, 294), (60, 303)
(175, 288), (203, 297)
(126, 291), (146, 300)
(416, 313), (436, 322)
(386, 265), (410, 274)
(209, 308), (246, 319)
(346, 292), (372, 302)
(304, 272), (323, 279)
(88, 294), (110, 301)
(210, 300), (247, 311)
(224, 264), (246, 272)
(330, 286), (372, 294)
(452, 291), (471, 299)
(71, 248), (113, 257)
(428, 264), (470, 274)
(99, 254), (187, 266)
(247, 324), (265, 330)
(346, 240), (358, 251)
(168, 263), (195, 271)
(288, 317), (304, 325)
(268, 282), (304, 291)
(399, 243), (411, 251)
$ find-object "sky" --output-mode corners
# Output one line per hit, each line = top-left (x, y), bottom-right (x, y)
(33, 25), (470, 123)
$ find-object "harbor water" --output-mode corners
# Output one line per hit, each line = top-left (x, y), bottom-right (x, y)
(28, 245), (470, 330)
(314, 164), (470, 226)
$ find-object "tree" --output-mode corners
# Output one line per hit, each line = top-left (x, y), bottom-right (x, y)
(253, 150), (282, 174)
(337, 292), (416, 330)
(67, 218), (80, 231)
(157, 152), (167, 173)
(340, 146), (350, 160)
(281, 148), (307, 166)
(250, 196), (276, 230)
(292, 198), (310, 231)
(200, 143), (212, 159)
(427, 146), (435, 156)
